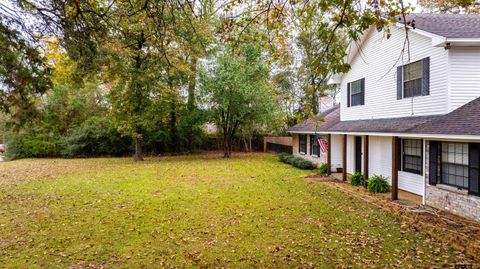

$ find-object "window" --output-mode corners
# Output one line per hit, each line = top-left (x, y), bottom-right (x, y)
(403, 60), (423, 98)
(310, 135), (320, 157)
(402, 139), (422, 175)
(349, 79), (363, 106)
(299, 134), (307, 154)
(441, 142), (469, 189)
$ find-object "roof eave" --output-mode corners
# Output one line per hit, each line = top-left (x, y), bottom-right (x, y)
(396, 23), (480, 47)
(288, 130), (480, 141)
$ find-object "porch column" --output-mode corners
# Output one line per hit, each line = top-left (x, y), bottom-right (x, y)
(363, 135), (369, 187)
(342, 134), (347, 181)
(327, 134), (332, 175)
(391, 136), (399, 200)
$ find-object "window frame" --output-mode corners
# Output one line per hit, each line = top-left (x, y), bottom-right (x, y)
(401, 139), (423, 175)
(440, 142), (469, 190)
(403, 60), (423, 98)
(299, 134), (307, 154)
(309, 135), (320, 157)
(349, 79), (363, 107)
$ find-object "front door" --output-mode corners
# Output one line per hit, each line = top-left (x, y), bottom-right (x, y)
(355, 136), (362, 173)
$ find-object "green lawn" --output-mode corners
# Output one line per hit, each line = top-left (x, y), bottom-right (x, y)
(0, 153), (474, 268)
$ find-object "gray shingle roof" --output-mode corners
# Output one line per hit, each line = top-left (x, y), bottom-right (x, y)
(287, 105), (340, 133)
(408, 97), (480, 135)
(327, 115), (441, 133)
(399, 13), (480, 38)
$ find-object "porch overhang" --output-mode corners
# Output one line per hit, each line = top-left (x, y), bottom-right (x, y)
(289, 130), (480, 142)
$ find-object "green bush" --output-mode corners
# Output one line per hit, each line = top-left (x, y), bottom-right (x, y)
(22, 134), (61, 157)
(292, 158), (316, 170)
(279, 153), (290, 163)
(3, 132), (61, 160)
(61, 116), (132, 157)
(3, 132), (25, 160)
(318, 163), (328, 174)
(350, 172), (365, 186)
(367, 175), (390, 193)
(278, 154), (315, 170)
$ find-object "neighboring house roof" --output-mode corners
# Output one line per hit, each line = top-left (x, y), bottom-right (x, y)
(287, 105), (340, 133)
(400, 13), (480, 39)
(408, 97), (480, 136)
(327, 115), (440, 133)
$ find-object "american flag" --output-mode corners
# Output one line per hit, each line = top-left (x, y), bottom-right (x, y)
(318, 137), (328, 153)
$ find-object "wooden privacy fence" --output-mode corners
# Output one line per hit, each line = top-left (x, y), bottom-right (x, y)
(264, 137), (293, 154)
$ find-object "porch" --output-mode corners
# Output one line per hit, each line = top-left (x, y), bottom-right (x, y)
(330, 172), (422, 205)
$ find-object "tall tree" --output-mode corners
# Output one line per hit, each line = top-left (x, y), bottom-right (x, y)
(0, 21), (51, 128)
(5, 0), (213, 160)
(200, 44), (277, 157)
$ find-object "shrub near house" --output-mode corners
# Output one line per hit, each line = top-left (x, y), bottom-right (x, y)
(279, 153), (316, 170)
(367, 175), (390, 193)
(350, 172), (365, 186)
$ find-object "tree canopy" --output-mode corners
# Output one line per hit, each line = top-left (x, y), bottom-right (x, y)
(0, 0), (436, 160)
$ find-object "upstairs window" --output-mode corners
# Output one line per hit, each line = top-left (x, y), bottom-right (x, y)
(299, 134), (307, 154)
(403, 60), (423, 98)
(397, 57), (430, 100)
(347, 78), (365, 107)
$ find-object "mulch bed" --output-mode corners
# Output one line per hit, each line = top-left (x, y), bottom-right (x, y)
(303, 174), (480, 261)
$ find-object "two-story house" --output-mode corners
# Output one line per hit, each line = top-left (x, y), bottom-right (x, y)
(288, 14), (480, 221)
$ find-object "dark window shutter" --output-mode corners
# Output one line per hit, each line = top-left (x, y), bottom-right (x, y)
(469, 143), (480, 196)
(360, 78), (365, 105)
(397, 66), (403, 100)
(421, 57), (430, 96)
(347, 83), (351, 107)
(428, 141), (439, 186)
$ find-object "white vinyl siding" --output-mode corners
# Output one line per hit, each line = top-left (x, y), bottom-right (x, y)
(448, 47), (480, 111)
(368, 136), (424, 196)
(346, 135), (357, 174)
(341, 26), (448, 121)
(330, 134), (343, 170)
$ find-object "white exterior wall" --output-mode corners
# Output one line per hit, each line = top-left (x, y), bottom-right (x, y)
(368, 136), (392, 183)
(340, 26), (449, 121)
(367, 136), (424, 196)
(448, 47), (480, 111)
(331, 134), (343, 171)
(346, 135), (355, 174)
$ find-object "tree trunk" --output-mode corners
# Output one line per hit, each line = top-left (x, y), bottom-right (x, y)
(226, 133), (232, 158)
(169, 100), (177, 152)
(311, 76), (319, 115)
(223, 127), (229, 158)
(134, 133), (144, 161)
(248, 133), (252, 152)
(187, 58), (197, 112)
